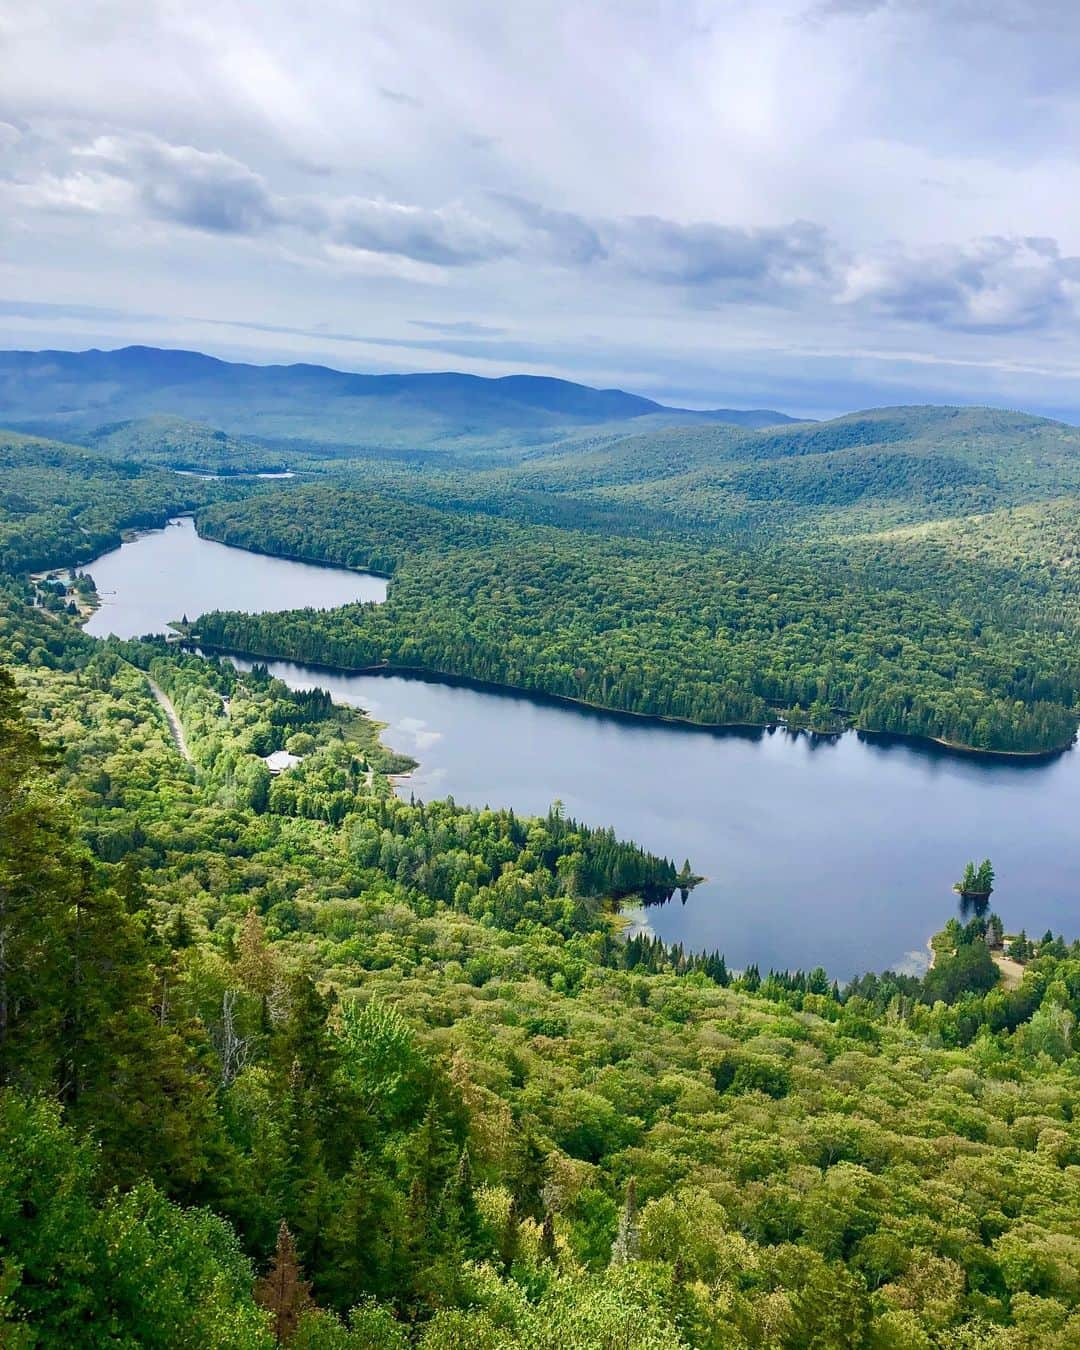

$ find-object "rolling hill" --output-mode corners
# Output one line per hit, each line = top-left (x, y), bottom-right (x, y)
(512, 404), (1080, 536)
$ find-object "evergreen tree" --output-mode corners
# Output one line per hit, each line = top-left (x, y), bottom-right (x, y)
(498, 1195), (520, 1274)
(321, 1156), (404, 1309)
(255, 1221), (312, 1343)
(168, 906), (195, 949)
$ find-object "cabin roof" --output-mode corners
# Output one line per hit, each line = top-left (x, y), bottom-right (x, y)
(264, 750), (303, 775)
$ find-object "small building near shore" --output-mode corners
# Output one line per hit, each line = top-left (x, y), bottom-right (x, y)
(264, 750), (303, 776)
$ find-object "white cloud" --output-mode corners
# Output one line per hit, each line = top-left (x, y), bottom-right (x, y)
(837, 236), (1080, 331)
(3, 1), (1080, 410)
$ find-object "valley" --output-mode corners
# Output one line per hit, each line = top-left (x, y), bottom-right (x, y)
(1, 355), (1078, 1346)
(80, 517), (1080, 979)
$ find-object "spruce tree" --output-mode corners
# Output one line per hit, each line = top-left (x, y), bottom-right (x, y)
(255, 1221), (312, 1343)
(498, 1195), (520, 1274)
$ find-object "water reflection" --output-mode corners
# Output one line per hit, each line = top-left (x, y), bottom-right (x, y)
(957, 894), (991, 921)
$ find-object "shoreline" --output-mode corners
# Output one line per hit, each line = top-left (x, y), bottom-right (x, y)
(194, 518), (393, 579)
(46, 516), (1074, 763)
(926, 931), (1027, 991)
(187, 523), (1073, 761)
(187, 641), (1074, 763)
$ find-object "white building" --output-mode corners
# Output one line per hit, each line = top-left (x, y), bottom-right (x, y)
(263, 750), (303, 776)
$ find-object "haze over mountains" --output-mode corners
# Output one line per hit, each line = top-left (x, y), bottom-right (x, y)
(0, 346), (797, 455)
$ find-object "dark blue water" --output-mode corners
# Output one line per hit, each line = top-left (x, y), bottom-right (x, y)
(85, 523), (1080, 979)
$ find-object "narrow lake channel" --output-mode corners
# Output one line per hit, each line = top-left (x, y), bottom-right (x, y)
(83, 518), (1080, 979)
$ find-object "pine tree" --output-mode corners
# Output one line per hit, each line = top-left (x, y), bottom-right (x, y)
(440, 1146), (478, 1241)
(255, 1221), (312, 1343)
(498, 1195), (520, 1273)
(322, 1153), (403, 1308)
(509, 1129), (549, 1219)
(167, 906), (194, 949)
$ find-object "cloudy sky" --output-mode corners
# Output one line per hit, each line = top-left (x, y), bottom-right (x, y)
(3, 0), (1080, 416)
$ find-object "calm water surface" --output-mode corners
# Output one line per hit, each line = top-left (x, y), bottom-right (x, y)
(86, 522), (1080, 978)
(84, 517), (385, 639)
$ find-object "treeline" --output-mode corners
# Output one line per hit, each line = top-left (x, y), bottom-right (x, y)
(0, 429), (223, 574)
(195, 487), (1080, 752)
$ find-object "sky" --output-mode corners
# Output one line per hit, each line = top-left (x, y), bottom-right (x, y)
(3, 0), (1080, 418)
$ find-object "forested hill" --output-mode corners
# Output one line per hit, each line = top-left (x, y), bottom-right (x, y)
(0, 428), (216, 573)
(516, 405), (1080, 522)
(0, 345), (797, 452)
(190, 399), (1080, 754)
(85, 413), (290, 475)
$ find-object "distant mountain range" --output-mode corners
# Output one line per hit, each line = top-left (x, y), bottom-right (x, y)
(0, 345), (798, 454)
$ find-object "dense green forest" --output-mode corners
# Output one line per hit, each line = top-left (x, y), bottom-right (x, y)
(0, 430), (216, 574)
(194, 474), (1080, 752)
(1, 399), (1079, 1343)
(2, 589), (1080, 1346)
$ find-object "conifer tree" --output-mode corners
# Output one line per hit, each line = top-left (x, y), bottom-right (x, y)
(498, 1195), (520, 1273)
(255, 1220), (312, 1343)
(439, 1146), (478, 1243)
(168, 906), (194, 949)
(322, 1154), (403, 1308)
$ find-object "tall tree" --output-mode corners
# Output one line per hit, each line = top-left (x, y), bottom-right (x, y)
(255, 1221), (312, 1344)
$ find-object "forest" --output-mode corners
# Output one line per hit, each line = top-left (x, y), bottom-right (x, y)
(0, 430), (251, 575)
(0, 405), (1079, 1344)
(194, 478), (1079, 753)
(2, 596), (1080, 1348)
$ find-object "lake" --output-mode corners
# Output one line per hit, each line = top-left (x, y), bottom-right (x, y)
(85, 520), (1080, 979)
(84, 516), (386, 640)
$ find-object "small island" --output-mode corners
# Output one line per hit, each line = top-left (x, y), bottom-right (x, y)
(953, 858), (995, 901)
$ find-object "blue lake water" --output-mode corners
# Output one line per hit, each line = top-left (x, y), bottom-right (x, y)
(83, 516), (386, 640)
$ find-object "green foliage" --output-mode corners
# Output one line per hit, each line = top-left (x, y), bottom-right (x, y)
(0, 430), (214, 574)
(193, 464), (1080, 752)
(923, 938), (1000, 1003)
(1, 400), (1080, 1342)
(955, 858), (995, 897)
(0, 1093), (272, 1346)
(0, 648), (1078, 1341)
(87, 415), (288, 475)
